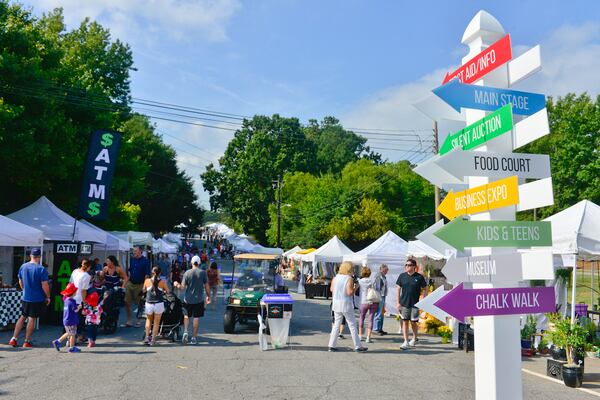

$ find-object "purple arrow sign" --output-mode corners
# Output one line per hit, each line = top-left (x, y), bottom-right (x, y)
(434, 283), (555, 323)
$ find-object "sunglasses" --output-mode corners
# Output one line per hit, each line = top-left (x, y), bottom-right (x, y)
(405, 263), (415, 267)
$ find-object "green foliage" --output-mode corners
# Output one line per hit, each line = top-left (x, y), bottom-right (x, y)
(0, 2), (203, 233)
(425, 318), (443, 334)
(521, 315), (537, 341)
(550, 319), (588, 366)
(519, 94), (599, 219)
(438, 325), (452, 339)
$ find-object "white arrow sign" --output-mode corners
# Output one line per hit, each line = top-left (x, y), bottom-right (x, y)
(413, 94), (465, 122)
(436, 148), (551, 183)
(442, 250), (554, 284)
(508, 45), (542, 87)
(517, 177), (554, 211)
(416, 220), (457, 257)
(512, 108), (550, 149)
(415, 285), (450, 322)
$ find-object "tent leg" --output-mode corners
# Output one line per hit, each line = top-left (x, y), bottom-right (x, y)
(571, 265), (577, 326)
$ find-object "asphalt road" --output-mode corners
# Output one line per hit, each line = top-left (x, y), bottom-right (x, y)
(1, 260), (598, 399)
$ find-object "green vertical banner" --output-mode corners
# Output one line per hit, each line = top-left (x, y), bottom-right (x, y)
(78, 129), (122, 221)
(439, 104), (513, 155)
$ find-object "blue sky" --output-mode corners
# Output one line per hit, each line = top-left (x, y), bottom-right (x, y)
(28, 1), (600, 207)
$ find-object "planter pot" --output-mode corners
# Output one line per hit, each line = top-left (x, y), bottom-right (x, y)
(562, 365), (583, 388)
(521, 339), (532, 349)
(521, 348), (534, 357)
(551, 346), (567, 361)
(441, 337), (449, 344)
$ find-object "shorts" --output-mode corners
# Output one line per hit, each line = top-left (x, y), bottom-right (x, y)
(64, 325), (77, 335)
(145, 302), (165, 315)
(125, 281), (144, 305)
(183, 302), (205, 318)
(400, 306), (420, 322)
(21, 301), (45, 318)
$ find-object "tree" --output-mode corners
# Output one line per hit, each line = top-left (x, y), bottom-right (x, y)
(519, 94), (599, 219)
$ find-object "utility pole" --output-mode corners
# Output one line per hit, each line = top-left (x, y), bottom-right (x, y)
(273, 177), (282, 248)
(432, 121), (441, 221)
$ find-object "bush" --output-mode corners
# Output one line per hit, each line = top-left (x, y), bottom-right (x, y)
(425, 318), (443, 334)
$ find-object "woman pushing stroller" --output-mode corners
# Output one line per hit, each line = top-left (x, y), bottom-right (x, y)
(142, 266), (169, 346)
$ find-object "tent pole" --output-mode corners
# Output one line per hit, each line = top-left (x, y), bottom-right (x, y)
(592, 262), (595, 310)
(571, 265), (576, 326)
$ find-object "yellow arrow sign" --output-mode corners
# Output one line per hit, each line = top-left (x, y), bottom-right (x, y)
(438, 176), (519, 220)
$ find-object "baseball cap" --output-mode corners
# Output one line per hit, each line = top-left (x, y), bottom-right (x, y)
(61, 282), (78, 297)
(191, 255), (201, 265)
(31, 248), (41, 257)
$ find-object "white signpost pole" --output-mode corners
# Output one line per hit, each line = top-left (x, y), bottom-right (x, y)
(461, 11), (523, 399)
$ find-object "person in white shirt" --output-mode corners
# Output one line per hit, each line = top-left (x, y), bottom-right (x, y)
(70, 259), (92, 342)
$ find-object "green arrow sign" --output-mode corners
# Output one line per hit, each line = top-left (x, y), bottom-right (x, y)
(433, 218), (552, 251)
(439, 104), (513, 155)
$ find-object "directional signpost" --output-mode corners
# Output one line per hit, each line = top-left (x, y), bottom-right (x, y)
(442, 34), (512, 84)
(441, 251), (554, 284)
(433, 79), (546, 116)
(434, 283), (556, 323)
(439, 104), (513, 155)
(415, 286), (450, 322)
(412, 11), (555, 399)
(438, 176), (519, 220)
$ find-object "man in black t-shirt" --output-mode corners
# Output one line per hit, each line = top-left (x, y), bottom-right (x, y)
(396, 259), (428, 350)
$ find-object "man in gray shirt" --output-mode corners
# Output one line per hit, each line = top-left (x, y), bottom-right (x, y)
(174, 255), (210, 344)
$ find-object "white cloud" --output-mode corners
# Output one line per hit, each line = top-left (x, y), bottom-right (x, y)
(341, 22), (600, 163)
(34, 0), (241, 43)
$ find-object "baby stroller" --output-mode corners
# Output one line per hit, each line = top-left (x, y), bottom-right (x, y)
(100, 287), (125, 334)
(140, 293), (183, 342)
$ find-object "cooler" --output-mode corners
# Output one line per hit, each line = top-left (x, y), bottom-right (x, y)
(260, 293), (293, 349)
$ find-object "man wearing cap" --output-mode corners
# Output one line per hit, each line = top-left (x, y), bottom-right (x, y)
(8, 248), (50, 348)
(123, 246), (151, 328)
(174, 255), (210, 345)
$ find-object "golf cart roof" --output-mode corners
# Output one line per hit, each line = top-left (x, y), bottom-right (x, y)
(234, 253), (281, 261)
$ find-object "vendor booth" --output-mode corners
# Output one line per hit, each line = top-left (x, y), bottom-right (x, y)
(344, 230), (409, 315)
(0, 215), (44, 328)
(302, 236), (354, 299)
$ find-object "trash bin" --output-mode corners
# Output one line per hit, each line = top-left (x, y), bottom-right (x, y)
(260, 293), (293, 349)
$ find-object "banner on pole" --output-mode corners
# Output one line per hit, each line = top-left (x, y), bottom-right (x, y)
(78, 130), (122, 221)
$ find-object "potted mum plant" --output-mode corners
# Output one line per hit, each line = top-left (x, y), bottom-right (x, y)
(438, 326), (452, 344)
(551, 319), (587, 388)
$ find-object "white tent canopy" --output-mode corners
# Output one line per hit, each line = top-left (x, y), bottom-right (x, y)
(303, 235), (354, 264)
(0, 215), (44, 247)
(283, 245), (302, 257)
(344, 230), (409, 316)
(251, 244), (283, 255)
(109, 231), (154, 247)
(78, 220), (130, 251)
(407, 240), (445, 260)
(7, 196), (105, 243)
(152, 238), (179, 254)
(544, 200), (600, 261)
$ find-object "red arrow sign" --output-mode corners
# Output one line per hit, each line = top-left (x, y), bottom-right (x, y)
(442, 34), (512, 84)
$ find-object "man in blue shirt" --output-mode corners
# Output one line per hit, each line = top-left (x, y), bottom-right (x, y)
(123, 246), (151, 327)
(8, 248), (50, 348)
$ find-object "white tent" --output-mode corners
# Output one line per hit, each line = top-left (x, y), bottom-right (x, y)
(152, 238), (179, 254)
(407, 240), (445, 260)
(283, 246), (302, 257)
(250, 244), (283, 255)
(162, 233), (183, 246)
(544, 200), (600, 323)
(0, 215), (44, 247)
(7, 196), (105, 243)
(109, 231), (154, 247)
(78, 219), (130, 251)
(303, 236), (354, 264)
(344, 230), (408, 315)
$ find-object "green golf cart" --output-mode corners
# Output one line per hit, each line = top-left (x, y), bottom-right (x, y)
(223, 253), (281, 333)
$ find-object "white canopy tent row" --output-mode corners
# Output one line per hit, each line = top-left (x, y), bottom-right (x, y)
(152, 238), (179, 254)
(282, 245), (302, 258)
(78, 219), (131, 270)
(0, 215), (45, 284)
(109, 231), (154, 247)
(544, 200), (600, 324)
(344, 231), (409, 316)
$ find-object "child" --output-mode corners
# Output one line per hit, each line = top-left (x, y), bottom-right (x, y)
(52, 282), (81, 353)
(82, 292), (103, 347)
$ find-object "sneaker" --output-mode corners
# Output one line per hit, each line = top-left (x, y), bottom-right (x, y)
(150, 339), (157, 346)
(375, 330), (388, 336)
(143, 336), (151, 346)
(182, 332), (189, 345)
(87, 340), (95, 348)
(355, 347), (368, 352)
(22, 341), (33, 348)
(68, 346), (81, 353)
(338, 334), (344, 340)
(8, 338), (17, 347)
(328, 347), (338, 352)
(400, 341), (409, 350)
(52, 339), (61, 352)
(190, 337), (197, 345)
(365, 337), (373, 344)
(409, 338), (418, 346)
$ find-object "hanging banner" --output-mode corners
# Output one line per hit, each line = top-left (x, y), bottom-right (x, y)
(78, 129), (122, 220)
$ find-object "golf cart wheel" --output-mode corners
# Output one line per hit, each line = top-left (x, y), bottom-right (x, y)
(224, 309), (236, 333)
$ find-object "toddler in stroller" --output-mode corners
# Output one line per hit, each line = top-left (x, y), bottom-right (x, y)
(98, 275), (125, 335)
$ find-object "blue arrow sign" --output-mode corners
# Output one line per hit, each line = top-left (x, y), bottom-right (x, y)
(433, 80), (546, 116)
